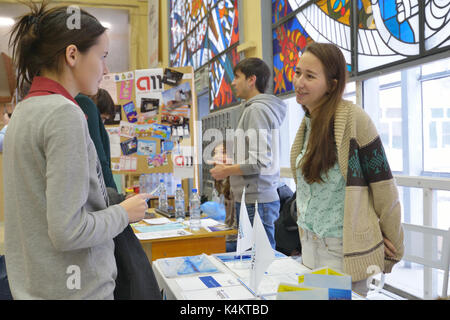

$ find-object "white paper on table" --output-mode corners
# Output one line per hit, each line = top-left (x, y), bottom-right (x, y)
(143, 217), (171, 225)
(200, 218), (220, 228)
(175, 273), (240, 291)
(226, 257), (310, 293)
(241, 273), (298, 296)
(266, 257), (311, 276)
(181, 286), (255, 300)
(135, 229), (192, 240)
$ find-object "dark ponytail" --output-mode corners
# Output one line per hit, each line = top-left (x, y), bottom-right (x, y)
(9, 0), (106, 97)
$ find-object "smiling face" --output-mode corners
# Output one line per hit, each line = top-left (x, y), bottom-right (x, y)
(293, 51), (330, 113)
(72, 32), (109, 96)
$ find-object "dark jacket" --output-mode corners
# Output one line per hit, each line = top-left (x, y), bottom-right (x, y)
(75, 94), (117, 190)
(76, 95), (161, 300)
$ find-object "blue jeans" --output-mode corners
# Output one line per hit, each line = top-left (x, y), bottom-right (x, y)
(235, 201), (280, 249)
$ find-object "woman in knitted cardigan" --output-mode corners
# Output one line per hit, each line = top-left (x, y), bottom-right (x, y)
(290, 42), (404, 296)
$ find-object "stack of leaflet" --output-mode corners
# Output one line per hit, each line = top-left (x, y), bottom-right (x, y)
(213, 253), (311, 298)
(176, 274), (256, 300)
(158, 254), (219, 278)
(134, 222), (192, 240)
(276, 267), (352, 300)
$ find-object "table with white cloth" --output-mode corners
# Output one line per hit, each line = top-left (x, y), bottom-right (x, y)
(152, 252), (366, 300)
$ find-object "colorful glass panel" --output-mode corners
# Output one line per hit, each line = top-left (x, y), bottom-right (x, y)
(209, 47), (240, 110)
(272, 0), (294, 24)
(275, 0), (449, 83)
(358, 0), (420, 72)
(273, 18), (312, 95)
(293, 2), (353, 65)
(317, 0), (351, 26)
(169, 40), (187, 68)
(209, 0), (239, 60)
(424, 0), (450, 50)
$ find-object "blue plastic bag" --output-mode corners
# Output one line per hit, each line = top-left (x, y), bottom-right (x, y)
(200, 201), (226, 222)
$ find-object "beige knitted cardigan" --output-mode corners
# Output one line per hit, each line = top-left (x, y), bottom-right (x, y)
(290, 100), (404, 282)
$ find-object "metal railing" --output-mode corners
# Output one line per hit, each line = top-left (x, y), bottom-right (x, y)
(280, 168), (450, 299)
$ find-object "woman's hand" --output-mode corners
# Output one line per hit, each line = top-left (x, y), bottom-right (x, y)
(383, 237), (397, 258)
(119, 193), (151, 223)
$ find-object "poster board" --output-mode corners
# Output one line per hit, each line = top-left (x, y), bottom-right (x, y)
(103, 66), (199, 192)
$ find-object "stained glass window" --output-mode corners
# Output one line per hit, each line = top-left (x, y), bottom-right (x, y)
(209, 0), (239, 60)
(273, 17), (311, 95)
(424, 0), (450, 50)
(169, 0), (239, 110)
(272, 0), (450, 95)
(210, 46), (240, 110)
(272, 0), (294, 24)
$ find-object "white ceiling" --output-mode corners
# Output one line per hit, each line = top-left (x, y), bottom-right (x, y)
(0, 2), (130, 73)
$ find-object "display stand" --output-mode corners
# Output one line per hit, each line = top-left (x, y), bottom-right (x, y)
(102, 66), (199, 208)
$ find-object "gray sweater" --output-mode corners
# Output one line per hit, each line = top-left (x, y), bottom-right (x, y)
(3, 95), (129, 299)
(230, 94), (287, 203)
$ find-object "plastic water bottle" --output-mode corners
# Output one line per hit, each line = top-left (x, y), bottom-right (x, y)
(145, 174), (151, 194)
(175, 184), (185, 222)
(139, 174), (145, 193)
(189, 188), (201, 231)
(158, 179), (168, 211)
(151, 174), (157, 193)
(167, 173), (173, 195)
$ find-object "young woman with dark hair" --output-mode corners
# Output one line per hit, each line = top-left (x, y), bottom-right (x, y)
(290, 42), (404, 296)
(3, 1), (151, 299)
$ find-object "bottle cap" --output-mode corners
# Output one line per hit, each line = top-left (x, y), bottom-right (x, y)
(177, 184), (182, 187)
(192, 188), (197, 193)
(160, 179), (164, 182)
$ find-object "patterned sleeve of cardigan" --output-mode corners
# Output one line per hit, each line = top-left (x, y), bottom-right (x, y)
(348, 107), (404, 270)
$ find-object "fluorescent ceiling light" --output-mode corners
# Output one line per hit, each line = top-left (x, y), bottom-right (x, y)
(0, 17), (15, 27)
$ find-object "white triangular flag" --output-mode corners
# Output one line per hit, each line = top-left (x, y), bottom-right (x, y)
(249, 201), (275, 294)
(236, 188), (253, 255)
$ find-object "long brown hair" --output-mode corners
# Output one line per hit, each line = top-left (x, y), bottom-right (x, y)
(9, 1), (106, 96)
(299, 42), (347, 184)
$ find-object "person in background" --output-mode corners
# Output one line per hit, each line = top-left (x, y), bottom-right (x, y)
(0, 113), (10, 152)
(290, 42), (404, 296)
(210, 58), (287, 249)
(4, 1), (151, 299)
(212, 142), (237, 251)
(91, 88), (115, 123)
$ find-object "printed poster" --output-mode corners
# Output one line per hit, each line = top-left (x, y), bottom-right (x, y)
(119, 79), (133, 100)
(120, 137), (138, 156)
(119, 156), (137, 171)
(123, 101), (138, 123)
(135, 68), (164, 124)
(137, 139), (157, 156)
(99, 74), (118, 104)
(147, 152), (169, 168)
(119, 121), (135, 138)
(172, 146), (194, 179)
